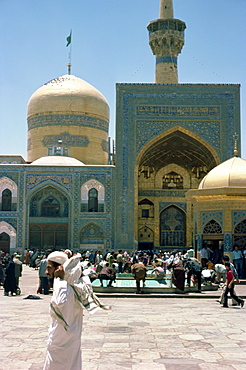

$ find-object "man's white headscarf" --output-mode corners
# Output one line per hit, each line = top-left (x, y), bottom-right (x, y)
(47, 251), (68, 265)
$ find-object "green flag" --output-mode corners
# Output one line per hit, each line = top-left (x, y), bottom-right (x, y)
(66, 31), (72, 47)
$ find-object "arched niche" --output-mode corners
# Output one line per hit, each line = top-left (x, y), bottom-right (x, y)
(138, 198), (154, 219)
(81, 180), (105, 212)
(137, 127), (219, 182)
(80, 223), (104, 247)
(155, 163), (190, 189)
(160, 205), (186, 247)
(0, 221), (16, 252)
(29, 186), (69, 217)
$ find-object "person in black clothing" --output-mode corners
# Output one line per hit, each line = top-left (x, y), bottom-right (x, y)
(4, 256), (17, 296)
(185, 259), (202, 293)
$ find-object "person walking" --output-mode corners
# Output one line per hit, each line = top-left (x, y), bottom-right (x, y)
(13, 254), (22, 292)
(217, 256), (239, 306)
(222, 262), (244, 308)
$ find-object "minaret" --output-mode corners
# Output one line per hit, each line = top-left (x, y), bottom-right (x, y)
(147, 0), (186, 83)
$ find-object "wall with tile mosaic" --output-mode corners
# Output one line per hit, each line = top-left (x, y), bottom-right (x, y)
(115, 83), (240, 251)
(0, 164), (115, 253)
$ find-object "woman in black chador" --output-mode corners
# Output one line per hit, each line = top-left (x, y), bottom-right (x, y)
(4, 256), (17, 296)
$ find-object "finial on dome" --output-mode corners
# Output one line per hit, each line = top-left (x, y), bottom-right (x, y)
(67, 63), (72, 75)
(233, 132), (239, 157)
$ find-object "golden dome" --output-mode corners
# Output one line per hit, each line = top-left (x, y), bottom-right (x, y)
(27, 74), (109, 165)
(199, 157), (246, 189)
(27, 74), (109, 119)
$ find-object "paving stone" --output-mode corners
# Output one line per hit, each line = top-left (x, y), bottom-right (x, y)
(0, 266), (245, 369)
(179, 334), (204, 340)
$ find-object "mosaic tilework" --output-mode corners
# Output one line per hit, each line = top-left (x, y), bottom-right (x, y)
(201, 211), (223, 230)
(0, 212), (18, 218)
(136, 105), (221, 117)
(0, 218), (17, 230)
(43, 132), (89, 148)
(116, 84), (240, 249)
(26, 174), (73, 192)
(136, 119), (220, 154)
(156, 56), (177, 65)
(232, 211), (246, 228)
(28, 114), (108, 132)
(197, 234), (202, 250)
(72, 173), (81, 249)
(0, 171), (19, 185)
(80, 223), (104, 240)
(29, 187), (69, 217)
(224, 234), (232, 252)
(79, 168), (115, 248)
(18, 172), (25, 248)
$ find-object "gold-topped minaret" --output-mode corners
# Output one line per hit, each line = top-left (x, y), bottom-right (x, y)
(147, 0), (186, 83)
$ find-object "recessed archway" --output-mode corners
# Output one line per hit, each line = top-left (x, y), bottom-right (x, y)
(138, 127), (218, 174)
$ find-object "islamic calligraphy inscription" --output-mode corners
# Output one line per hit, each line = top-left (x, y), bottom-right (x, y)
(136, 105), (221, 117)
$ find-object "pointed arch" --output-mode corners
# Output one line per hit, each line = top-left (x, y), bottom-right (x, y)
(203, 219), (222, 234)
(233, 219), (246, 247)
(29, 185), (69, 217)
(0, 221), (16, 252)
(160, 205), (186, 247)
(2, 189), (12, 211)
(138, 198), (154, 219)
(138, 226), (154, 242)
(155, 163), (190, 189)
(0, 177), (17, 197)
(136, 126), (219, 173)
(80, 223), (104, 246)
(81, 179), (105, 212)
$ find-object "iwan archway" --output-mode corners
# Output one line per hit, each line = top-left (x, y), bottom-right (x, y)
(136, 128), (218, 249)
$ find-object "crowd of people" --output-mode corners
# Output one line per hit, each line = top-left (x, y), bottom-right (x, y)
(1, 245), (245, 305)
(0, 246), (244, 370)
(0, 245), (245, 302)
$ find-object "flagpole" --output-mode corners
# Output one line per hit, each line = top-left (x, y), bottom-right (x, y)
(66, 30), (72, 74)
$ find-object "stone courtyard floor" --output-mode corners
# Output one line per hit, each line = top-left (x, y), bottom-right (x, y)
(0, 265), (246, 370)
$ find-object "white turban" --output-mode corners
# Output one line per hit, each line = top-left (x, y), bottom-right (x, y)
(47, 251), (68, 265)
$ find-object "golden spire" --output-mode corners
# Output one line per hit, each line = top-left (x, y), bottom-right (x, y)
(233, 132), (239, 157)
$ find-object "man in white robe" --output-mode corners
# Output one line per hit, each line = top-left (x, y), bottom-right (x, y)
(43, 252), (83, 370)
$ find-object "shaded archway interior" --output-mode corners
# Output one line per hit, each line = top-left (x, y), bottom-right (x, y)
(139, 130), (217, 173)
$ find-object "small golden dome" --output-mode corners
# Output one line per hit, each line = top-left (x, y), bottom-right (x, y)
(199, 157), (246, 189)
(30, 156), (85, 166)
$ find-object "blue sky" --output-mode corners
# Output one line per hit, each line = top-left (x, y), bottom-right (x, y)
(1, 0), (246, 159)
